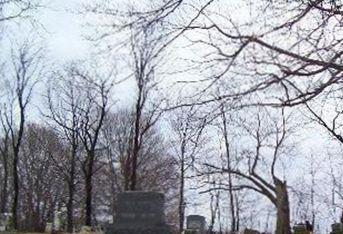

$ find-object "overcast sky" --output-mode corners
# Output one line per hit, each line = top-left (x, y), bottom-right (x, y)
(3, 1), (342, 232)
(37, 0), (336, 225)
(40, 0), (89, 62)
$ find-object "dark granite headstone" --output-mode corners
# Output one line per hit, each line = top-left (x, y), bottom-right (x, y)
(242, 229), (260, 234)
(293, 224), (310, 234)
(186, 215), (206, 234)
(331, 223), (343, 234)
(105, 191), (172, 234)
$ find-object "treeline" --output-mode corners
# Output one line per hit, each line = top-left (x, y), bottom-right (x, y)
(2, 0), (343, 234)
(0, 1), (181, 231)
(0, 89), (179, 232)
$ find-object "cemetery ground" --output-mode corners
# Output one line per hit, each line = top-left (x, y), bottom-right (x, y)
(1, 191), (343, 234)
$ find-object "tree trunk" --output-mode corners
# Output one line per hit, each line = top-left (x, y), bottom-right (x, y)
(0, 153), (8, 213)
(67, 180), (75, 232)
(123, 154), (131, 191)
(34, 195), (41, 232)
(129, 113), (140, 191)
(67, 148), (76, 233)
(222, 108), (238, 232)
(178, 157), (185, 233)
(274, 178), (291, 234)
(130, 84), (143, 191)
(11, 101), (25, 230)
(85, 151), (94, 226)
(228, 171), (237, 232)
(235, 193), (240, 231)
(11, 148), (19, 230)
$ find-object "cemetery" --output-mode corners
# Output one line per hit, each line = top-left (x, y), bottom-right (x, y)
(1, 0), (343, 234)
(1, 191), (343, 233)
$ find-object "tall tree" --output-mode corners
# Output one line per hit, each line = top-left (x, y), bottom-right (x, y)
(69, 66), (113, 226)
(101, 109), (178, 224)
(204, 108), (295, 234)
(128, 25), (166, 191)
(169, 105), (206, 232)
(0, 111), (11, 214)
(44, 68), (83, 233)
(219, 104), (239, 232)
(83, 4), (168, 191)
(1, 41), (43, 230)
(20, 123), (65, 232)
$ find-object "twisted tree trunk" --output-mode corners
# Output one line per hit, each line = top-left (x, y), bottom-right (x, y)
(274, 178), (291, 234)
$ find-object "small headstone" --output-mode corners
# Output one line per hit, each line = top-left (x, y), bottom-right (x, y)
(0, 214), (5, 231)
(184, 230), (197, 234)
(53, 211), (62, 231)
(186, 215), (206, 234)
(105, 191), (172, 234)
(108, 215), (113, 224)
(45, 222), (53, 233)
(80, 226), (93, 234)
(0, 213), (11, 231)
(293, 224), (310, 234)
(331, 223), (343, 234)
(242, 229), (260, 234)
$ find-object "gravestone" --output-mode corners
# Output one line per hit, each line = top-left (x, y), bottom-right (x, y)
(184, 230), (198, 234)
(241, 229), (260, 234)
(80, 225), (93, 234)
(293, 224), (310, 234)
(45, 222), (52, 233)
(0, 213), (11, 231)
(0, 214), (5, 232)
(105, 191), (172, 234)
(331, 223), (343, 234)
(53, 211), (62, 232)
(186, 215), (206, 234)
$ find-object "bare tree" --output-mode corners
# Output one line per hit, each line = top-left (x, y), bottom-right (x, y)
(87, 1), (343, 111)
(102, 109), (133, 192)
(127, 25), (167, 191)
(0, 0), (41, 23)
(101, 109), (179, 224)
(219, 104), (239, 232)
(292, 153), (321, 232)
(83, 2), (170, 191)
(44, 68), (84, 233)
(203, 108), (295, 234)
(20, 123), (65, 232)
(305, 93), (343, 146)
(208, 179), (221, 234)
(0, 109), (11, 214)
(83, 0), (214, 56)
(1, 41), (43, 230)
(169, 105), (206, 232)
(69, 66), (113, 227)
